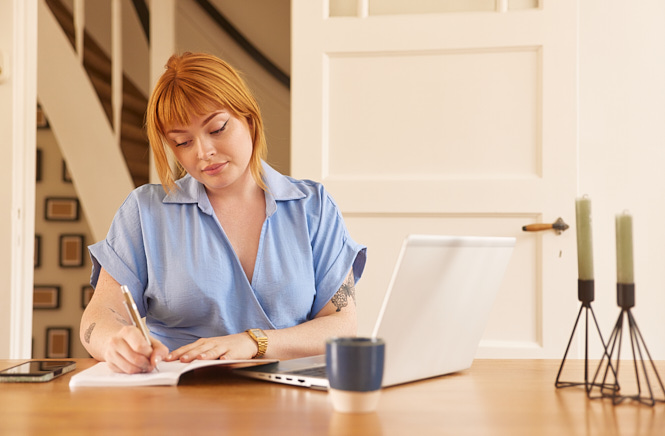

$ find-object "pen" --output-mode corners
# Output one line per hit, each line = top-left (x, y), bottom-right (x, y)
(120, 285), (152, 346)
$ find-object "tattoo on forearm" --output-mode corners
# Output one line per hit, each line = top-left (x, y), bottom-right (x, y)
(331, 272), (356, 312)
(109, 307), (131, 326)
(84, 323), (96, 344)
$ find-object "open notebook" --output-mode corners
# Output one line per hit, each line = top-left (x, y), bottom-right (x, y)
(69, 359), (277, 387)
(235, 234), (515, 389)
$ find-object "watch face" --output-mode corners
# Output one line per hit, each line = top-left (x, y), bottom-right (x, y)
(250, 329), (265, 338)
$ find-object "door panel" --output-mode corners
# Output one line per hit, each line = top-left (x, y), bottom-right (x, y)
(292, 1), (578, 358)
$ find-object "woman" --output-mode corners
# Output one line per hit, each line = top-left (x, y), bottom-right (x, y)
(80, 52), (366, 374)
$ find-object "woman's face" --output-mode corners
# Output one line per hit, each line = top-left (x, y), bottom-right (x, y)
(165, 109), (255, 195)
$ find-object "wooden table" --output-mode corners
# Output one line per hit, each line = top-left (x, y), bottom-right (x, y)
(0, 359), (664, 435)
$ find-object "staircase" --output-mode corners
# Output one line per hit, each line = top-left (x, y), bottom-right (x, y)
(45, 0), (149, 187)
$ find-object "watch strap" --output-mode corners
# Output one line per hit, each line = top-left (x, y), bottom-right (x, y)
(245, 328), (268, 358)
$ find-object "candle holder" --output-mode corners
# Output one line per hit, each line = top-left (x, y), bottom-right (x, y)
(590, 283), (665, 406)
(555, 279), (616, 395)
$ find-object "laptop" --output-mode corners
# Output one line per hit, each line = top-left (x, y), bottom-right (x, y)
(235, 234), (515, 390)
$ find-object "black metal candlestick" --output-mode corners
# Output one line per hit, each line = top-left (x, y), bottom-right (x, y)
(555, 279), (616, 395)
(590, 283), (665, 406)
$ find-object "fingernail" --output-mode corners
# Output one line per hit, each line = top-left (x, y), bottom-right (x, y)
(155, 356), (162, 364)
(167, 354), (172, 360)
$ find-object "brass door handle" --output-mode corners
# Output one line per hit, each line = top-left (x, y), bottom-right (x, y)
(522, 217), (569, 234)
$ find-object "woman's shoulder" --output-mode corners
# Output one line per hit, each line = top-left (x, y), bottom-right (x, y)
(126, 183), (168, 202)
(269, 173), (343, 223)
(263, 162), (327, 200)
(114, 183), (169, 217)
(284, 175), (325, 195)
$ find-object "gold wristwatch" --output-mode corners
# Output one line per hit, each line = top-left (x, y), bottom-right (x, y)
(245, 328), (268, 358)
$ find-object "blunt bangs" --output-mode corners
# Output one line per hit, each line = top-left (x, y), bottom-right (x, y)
(155, 81), (222, 136)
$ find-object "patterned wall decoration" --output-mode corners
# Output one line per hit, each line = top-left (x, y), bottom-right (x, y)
(34, 122), (94, 359)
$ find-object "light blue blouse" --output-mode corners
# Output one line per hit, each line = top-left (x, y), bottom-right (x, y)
(89, 162), (367, 351)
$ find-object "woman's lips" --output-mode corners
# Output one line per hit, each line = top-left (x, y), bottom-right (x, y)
(202, 162), (227, 175)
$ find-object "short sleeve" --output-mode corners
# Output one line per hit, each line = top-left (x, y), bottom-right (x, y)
(88, 191), (149, 314)
(309, 188), (367, 317)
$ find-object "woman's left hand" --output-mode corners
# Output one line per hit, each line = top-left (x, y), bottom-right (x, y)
(165, 332), (259, 362)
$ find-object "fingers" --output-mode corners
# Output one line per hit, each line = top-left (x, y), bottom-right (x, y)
(150, 337), (170, 367)
(167, 337), (239, 362)
(167, 340), (221, 363)
(105, 336), (152, 373)
(104, 326), (158, 373)
(165, 334), (258, 362)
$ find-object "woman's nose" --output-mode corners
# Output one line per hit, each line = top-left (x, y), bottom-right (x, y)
(196, 139), (216, 160)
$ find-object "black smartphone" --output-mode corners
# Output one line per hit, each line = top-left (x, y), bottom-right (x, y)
(0, 360), (76, 383)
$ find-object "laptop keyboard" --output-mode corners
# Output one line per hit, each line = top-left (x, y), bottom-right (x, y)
(286, 365), (327, 378)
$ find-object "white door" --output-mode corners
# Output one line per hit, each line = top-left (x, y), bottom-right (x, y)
(292, 0), (579, 358)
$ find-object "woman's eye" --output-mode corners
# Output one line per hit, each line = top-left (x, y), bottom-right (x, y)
(211, 119), (229, 135)
(175, 140), (189, 147)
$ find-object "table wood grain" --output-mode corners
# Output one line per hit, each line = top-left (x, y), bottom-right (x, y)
(0, 359), (663, 435)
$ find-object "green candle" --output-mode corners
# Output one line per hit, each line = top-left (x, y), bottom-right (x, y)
(575, 196), (594, 280)
(615, 212), (634, 284)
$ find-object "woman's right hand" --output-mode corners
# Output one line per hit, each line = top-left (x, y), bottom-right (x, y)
(102, 325), (170, 374)
(80, 267), (170, 374)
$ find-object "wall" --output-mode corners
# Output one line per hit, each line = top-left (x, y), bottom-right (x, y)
(207, 0), (290, 76)
(33, 125), (94, 358)
(578, 0), (665, 351)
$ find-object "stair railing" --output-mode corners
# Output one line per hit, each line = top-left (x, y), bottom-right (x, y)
(38, 0), (135, 241)
(71, 0), (123, 148)
(112, 0), (123, 147)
